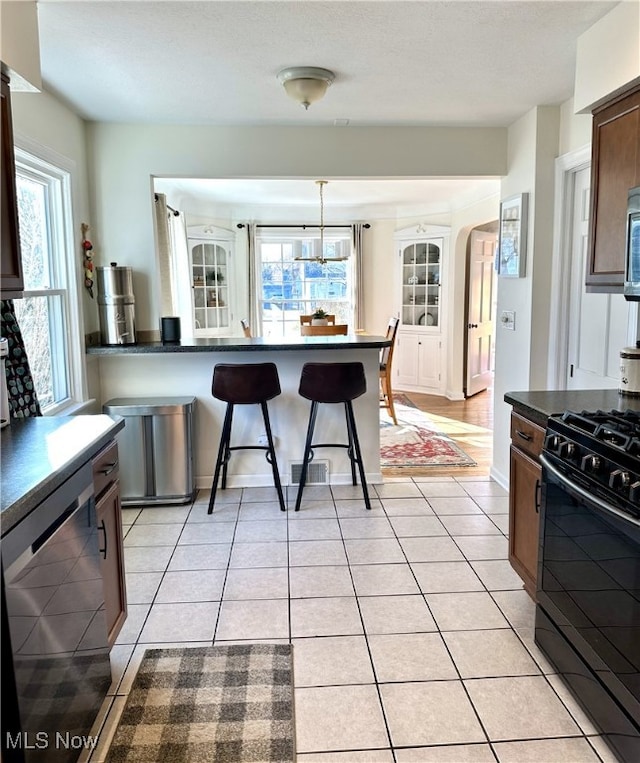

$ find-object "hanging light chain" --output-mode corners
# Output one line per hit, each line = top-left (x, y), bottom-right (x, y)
(317, 180), (327, 264)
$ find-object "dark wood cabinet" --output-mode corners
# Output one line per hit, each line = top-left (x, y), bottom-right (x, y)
(1, 71), (24, 297)
(93, 440), (127, 647)
(586, 82), (640, 292)
(508, 411), (544, 599)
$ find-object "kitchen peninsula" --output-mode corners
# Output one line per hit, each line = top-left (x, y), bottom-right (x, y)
(87, 334), (390, 492)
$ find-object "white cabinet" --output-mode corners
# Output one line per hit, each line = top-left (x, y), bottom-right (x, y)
(394, 225), (449, 395)
(187, 226), (234, 336)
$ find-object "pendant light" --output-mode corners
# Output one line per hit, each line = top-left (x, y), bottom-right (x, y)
(294, 180), (348, 265)
(277, 67), (335, 110)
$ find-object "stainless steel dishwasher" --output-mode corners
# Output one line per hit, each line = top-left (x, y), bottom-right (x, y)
(1, 462), (111, 762)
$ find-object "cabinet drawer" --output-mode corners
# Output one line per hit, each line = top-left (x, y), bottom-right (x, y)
(510, 412), (545, 460)
(92, 440), (119, 499)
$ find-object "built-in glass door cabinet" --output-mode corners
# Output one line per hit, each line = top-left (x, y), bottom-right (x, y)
(187, 226), (234, 336)
(394, 225), (449, 394)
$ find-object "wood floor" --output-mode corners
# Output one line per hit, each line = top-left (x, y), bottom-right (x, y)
(381, 388), (494, 479)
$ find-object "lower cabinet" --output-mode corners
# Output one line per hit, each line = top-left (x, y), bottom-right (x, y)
(508, 411), (544, 599)
(93, 441), (127, 647)
(395, 332), (442, 393)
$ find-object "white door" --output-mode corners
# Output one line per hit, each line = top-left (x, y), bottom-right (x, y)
(465, 230), (497, 396)
(566, 167), (628, 389)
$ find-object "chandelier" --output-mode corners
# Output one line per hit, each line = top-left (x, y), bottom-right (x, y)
(294, 180), (348, 265)
(277, 67), (335, 110)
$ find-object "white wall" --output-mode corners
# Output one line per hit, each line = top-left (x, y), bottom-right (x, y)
(0, 0), (41, 90)
(558, 97), (592, 156)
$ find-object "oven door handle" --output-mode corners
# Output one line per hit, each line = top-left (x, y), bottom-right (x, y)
(540, 454), (640, 529)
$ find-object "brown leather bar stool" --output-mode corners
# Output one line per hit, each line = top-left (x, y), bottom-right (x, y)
(295, 362), (371, 511)
(208, 362), (286, 514)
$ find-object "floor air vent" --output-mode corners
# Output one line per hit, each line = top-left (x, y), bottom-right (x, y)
(290, 460), (329, 485)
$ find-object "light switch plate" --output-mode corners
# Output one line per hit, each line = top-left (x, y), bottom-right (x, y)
(500, 310), (515, 330)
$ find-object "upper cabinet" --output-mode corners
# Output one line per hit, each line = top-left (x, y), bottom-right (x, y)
(187, 226), (234, 336)
(586, 82), (640, 292)
(1, 71), (24, 297)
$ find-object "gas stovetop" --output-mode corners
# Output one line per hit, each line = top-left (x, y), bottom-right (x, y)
(543, 409), (640, 516)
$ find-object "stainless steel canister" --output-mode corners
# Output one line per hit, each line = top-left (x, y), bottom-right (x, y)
(619, 345), (640, 396)
(96, 263), (137, 345)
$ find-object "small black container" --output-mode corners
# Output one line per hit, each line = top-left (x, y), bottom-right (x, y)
(161, 316), (181, 343)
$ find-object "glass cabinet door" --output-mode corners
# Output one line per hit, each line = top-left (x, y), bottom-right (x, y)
(401, 240), (440, 328)
(191, 242), (230, 334)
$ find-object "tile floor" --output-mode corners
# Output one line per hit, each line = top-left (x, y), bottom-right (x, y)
(88, 477), (618, 763)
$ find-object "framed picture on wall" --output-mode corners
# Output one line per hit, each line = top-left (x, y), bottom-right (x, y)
(498, 193), (528, 277)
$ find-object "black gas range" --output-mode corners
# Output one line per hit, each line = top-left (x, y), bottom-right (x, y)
(536, 408), (640, 762)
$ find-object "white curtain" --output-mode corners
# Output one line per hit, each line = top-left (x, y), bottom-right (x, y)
(169, 212), (190, 327)
(352, 223), (365, 330)
(153, 193), (175, 316)
(247, 224), (261, 334)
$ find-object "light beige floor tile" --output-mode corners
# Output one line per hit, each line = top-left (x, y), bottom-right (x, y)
(412, 561), (484, 593)
(443, 628), (540, 678)
(369, 632), (457, 682)
(291, 501), (339, 518)
(489, 515), (509, 534)
(389, 516), (449, 537)
(238, 501), (289, 520)
(464, 675), (581, 740)
(462, 481), (507, 497)
(196, 487), (242, 504)
(425, 592), (509, 631)
(380, 497), (435, 516)
(230, 518), (287, 543)
(106, 643), (135, 695)
(474, 495), (510, 514)
(123, 523), (182, 547)
(123, 545), (174, 573)
(178, 520), (236, 544)
(241, 486), (284, 503)
(292, 635), (374, 686)
(113, 603), (151, 644)
(295, 684), (389, 752)
(188, 501), (239, 523)
(215, 598), (289, 640)
(289, 540), (348, 567)
(428, 497), (485, 515)
(399, 536), (465, 563)
(288, 518), (342, 541)
(454, 535), (509, 561)
(380, 681), (486, 746)
(228, 541), (288, 568)
(133, 506), (190, 524)
(413, 476), (457, 483)
(223, 566), (289, 600)
(297, 751), (394, 762)
(332, 484), (377, 500)
(358, 594), (437, 634)
(394, 744), (495, 762)
(339, 517), (395, 539)
(490, 590), (536, 629)
(155, 569), (226, 602)
(417, 482), (468, 498)
(470, 559), (525, 590)
(546, 673), (601, 735)
(351, 563), (420, 596)
(374, 482), (424, 499)
(290, 565), (355, 598)
(334, 498), (384, 515)
(291, 484), (333, 502)
(438, 515), (502, 536)
(120, 508), (141, 525)
(124, 571), (163, 604)
(291, 596), (363, 637)
(493, 737), (601, 762)
(168, 542), (232, 570)
(514, 626), (559, 674)
(344, 537), (406, 564)
(139, 601), (219, 642)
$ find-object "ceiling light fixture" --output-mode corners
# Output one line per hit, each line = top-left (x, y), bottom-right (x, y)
(277, 67), (335, 110)
(295, 180), (348, 265)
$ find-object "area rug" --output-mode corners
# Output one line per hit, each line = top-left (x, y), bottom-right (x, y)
(381, 393), (476, 467)
(106, 644), (294, 763)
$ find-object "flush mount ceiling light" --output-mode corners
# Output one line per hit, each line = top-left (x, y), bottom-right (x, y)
(277, 67), (335, 110)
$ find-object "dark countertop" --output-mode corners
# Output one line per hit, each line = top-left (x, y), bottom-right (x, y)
(505, 389), (640, 428)
(86, 334), (390, 355)
(1, 415), (125, 536)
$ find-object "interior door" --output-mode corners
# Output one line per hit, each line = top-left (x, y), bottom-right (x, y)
(465, 229), (497, 396)
(566, 166), (628, 388)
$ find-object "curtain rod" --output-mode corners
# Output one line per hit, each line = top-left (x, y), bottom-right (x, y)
(154, 193), (180, 217)
(236, 223), (370, 229)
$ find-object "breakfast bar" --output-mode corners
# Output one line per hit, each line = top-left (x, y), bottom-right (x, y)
(87, 334), (390, 492)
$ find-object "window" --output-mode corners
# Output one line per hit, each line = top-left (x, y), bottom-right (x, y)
(13, 145), (84, 414)
(257, 229), (353, 336)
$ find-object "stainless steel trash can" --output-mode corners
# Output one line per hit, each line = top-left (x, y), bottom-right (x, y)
(103, 396), (196, 506)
